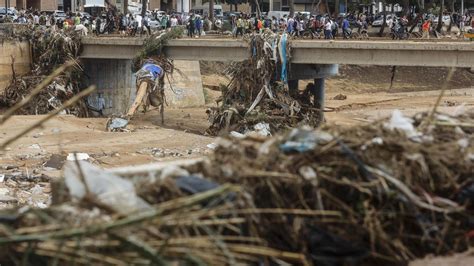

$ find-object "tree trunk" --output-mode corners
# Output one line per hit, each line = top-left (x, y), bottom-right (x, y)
(378, 1), (387, 37)
(235, 4), (238, 11)
(409, 2), (425, 33)
(209, 0), (214, 27)
(254, 0), (261, 18)
(402, 0), (410, 17)
(289, 0), (295, 17)
(447, 0), (454, 32)
(325, 0), (330, 15)
(335, 0), (339, 16)
(311, 0), (322, 14)
(141, 0), (146, 17)
(436, 0), (444, 32)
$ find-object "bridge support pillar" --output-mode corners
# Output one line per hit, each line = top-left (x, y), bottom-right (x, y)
(313, 78), (325, 121)
(287, 64), (337, 123)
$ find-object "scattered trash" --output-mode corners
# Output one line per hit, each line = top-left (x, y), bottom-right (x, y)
(0, 109), (473, 265)
(384, 109), (421, 138)
(279, 128), (320, 153)
(175, 175), (219, 194)
(206, 31), (323, 136)
(66, 153), (90, 161)
(64, 161), (151, 215)
(44, 154), (66, 170)
(333, 93), (348, 100)
(230, 131), (246, 139)
(0, 29), (86, 116)
(106, 117), (129, 132)
(28, 144), (41, 149)
(28, 185), (48, 208)
(0, 174), (4, 183)
(206, 143), (218, 150)
(253, 122), (271, 137)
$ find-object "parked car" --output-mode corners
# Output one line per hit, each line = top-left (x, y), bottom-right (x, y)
(372, 14), (395, 27)
(79, 12), (92, 20)
(148, 17), (161, 29)
(153, 10), (166, 19)
(424, 14), (451, 25)
(53, 10), (67, 22)
(0, 7), (18, 23)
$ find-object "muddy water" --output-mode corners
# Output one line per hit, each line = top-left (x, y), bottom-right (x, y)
(0, 41), (31, 92)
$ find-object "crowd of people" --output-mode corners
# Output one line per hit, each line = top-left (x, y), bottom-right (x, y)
(226, 11), (473, 40)
(2, 7), (473, 39)
(227, 13), (370, 39)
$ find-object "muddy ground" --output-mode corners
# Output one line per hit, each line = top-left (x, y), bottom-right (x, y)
(0, 65), (473, 209)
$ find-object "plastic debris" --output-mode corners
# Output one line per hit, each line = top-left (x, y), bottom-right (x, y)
(175, 175), (219, 194)
(67, 153), (90, 161)
(107, 117), (129, 131)
(253, 122), (271, 137)
(64, 161), (151, 215)
(207, 143), (218, 150)
(384, 110), (421, 138)
(29, 144), (41, 149)
(279, 127), (333, 153)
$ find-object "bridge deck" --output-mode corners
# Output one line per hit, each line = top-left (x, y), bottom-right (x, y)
(80, 38), (474, 68)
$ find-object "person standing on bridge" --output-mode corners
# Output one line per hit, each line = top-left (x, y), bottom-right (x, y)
(422, 19), (431, 39)
(324, 18), (332, 39)
(235, 16), (244, 37)
(342, 17), (350, 39)
(142, 16), (151, 35)
(187, 14), (195, 38)
(170, 16), (178, 28)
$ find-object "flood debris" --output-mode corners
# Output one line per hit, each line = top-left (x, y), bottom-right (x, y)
(120, 28), (182, 127)
(106, 117), (130, 132)
(0, 109), (472, 265)
(333, 93), (348, 100)
(206, 31), (323, 136)
(0, 29), (87, 116)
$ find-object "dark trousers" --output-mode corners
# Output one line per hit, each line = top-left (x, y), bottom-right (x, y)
(324, 30), (331, 39)
(236, 27), (243, 37)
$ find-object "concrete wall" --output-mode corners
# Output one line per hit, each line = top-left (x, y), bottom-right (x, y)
(82, 59), (205, 116)
(82, 59), (135, 116)
(41, 0), (58, 11)
(164, 60), (205, 108)
(0, 41), (31, 93)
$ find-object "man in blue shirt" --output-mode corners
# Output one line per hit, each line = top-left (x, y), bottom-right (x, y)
(342, 17), (350, 39)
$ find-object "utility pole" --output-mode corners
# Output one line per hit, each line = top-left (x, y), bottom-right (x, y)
(461, 0), (464, 15)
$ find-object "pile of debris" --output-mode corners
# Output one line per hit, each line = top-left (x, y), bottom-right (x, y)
(206, 31), (322, 136)
(0, 28), (86, 116)
(0, 109), (472, 265)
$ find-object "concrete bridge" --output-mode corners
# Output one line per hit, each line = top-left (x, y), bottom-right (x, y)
(81, 38), (474, 68)
(79, 37), (473, 117)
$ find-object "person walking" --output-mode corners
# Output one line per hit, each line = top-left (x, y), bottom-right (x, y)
(195, 16), (202, 37)
(342, 17), (350, 38)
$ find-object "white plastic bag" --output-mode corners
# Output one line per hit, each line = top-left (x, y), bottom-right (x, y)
(64, 161), (151, 215)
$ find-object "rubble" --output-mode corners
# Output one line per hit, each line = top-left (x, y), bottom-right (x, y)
(206, 30), (323, 136)
(0, 29), (87, 116)
(0, 109), (472, 265)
